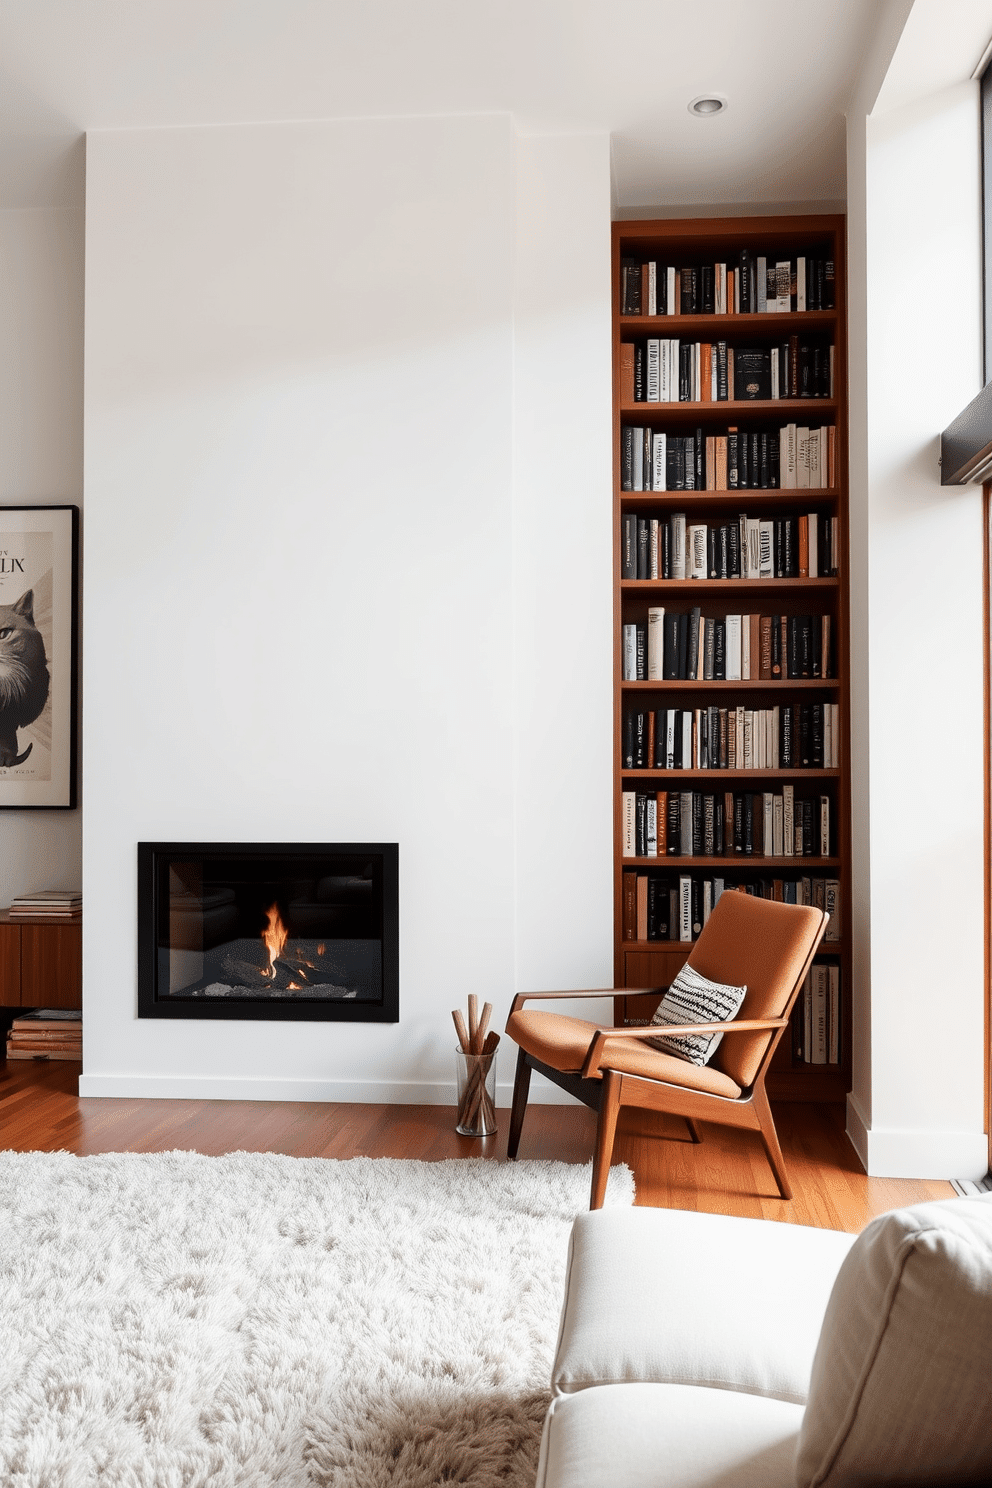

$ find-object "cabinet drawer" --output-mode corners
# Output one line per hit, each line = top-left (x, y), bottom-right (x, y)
(0, 924), (20, 1006)
(19, 924), (82, 1010)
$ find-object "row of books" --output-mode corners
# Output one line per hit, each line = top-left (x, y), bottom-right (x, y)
(6, 1008), (82, 1061)
(793, 965), (842, 1065)
(623, 703), (841, 772)
(620, 252), (836, 317)
(621, 424), (835, 492)
(8, 888), (82, 920)
(621, 339), (834, 405)
(622, 789), (832, 860)
(621, 872), (841, 942)
(623, 610), (833, 682)
(622, 511), (839, 581)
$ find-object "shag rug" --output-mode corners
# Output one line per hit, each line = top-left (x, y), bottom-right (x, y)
(0, 1152), (634, 1486)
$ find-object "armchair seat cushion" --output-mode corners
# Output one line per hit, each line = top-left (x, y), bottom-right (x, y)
(506, 1010), (742, 1098)
(536, 1382), (803, 1488)
(553, 1208), (855, 1405)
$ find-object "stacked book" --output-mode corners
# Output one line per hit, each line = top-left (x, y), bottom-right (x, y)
(6, 1009), (82, 1061)
(8, 889), (82, 920)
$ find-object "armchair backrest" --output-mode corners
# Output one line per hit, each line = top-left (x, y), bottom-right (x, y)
(687, 892), (827, 1089)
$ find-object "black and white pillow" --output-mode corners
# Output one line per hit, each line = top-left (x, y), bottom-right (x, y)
(647, 963), (747, 1066)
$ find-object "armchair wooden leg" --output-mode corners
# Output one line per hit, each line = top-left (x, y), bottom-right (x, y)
(590, 1069), (622, 1211)
(686, 1119), (702, 1144)
(752, 1086), (792, 1200)
(507, 1047), (533, 1160)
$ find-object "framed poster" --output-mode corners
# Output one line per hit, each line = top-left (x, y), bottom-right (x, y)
(0, 506), (78, 808)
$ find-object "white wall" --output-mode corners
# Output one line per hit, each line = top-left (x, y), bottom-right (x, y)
(0, 205), (84, 906)
(846, 68), (989, 1177)
(81, 117), (614, 1102)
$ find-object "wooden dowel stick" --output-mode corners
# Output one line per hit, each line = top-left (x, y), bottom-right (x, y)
(467, 994), (479, 1052)
(452, 1009), (471, 1054)
(476, 1001), (492, 1049)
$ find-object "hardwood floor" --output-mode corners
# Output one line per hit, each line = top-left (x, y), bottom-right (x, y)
(0, 1059), (953, 1233)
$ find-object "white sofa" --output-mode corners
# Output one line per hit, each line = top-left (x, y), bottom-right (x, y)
(536, 1197), (992, 1488)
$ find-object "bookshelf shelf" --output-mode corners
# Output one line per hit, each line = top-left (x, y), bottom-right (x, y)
(621, 768), (841, 782)
(621, 577), (838, 593)
(620, 490), (839, 512)
(621, 678), (840, 692)
(619, 311), (836, 335)
(612, 214), (850, 1097)
(619, 398), (838, 421)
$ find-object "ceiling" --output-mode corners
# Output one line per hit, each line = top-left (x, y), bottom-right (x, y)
(0, 0), (941, 212)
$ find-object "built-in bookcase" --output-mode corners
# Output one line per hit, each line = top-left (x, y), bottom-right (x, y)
(611, 215), (850, 1102)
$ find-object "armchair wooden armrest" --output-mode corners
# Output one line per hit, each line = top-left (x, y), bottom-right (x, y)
(508, 987), (665, 1018)
(580, 1018), (789, 1078)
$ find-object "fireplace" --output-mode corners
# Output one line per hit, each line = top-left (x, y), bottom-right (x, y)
(137, 842), (398, 1021)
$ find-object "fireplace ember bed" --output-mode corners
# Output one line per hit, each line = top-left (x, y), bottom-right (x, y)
(138, 842), (398, 1022)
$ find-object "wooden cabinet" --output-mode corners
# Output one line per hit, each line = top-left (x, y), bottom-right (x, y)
(612, 215), (850, 1102)
(0, 912), (82, 1010)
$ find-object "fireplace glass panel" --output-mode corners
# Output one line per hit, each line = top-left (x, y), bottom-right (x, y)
(138, 843), (398, 1022)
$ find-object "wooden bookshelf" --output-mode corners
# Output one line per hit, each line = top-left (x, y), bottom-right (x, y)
(612, 215), (850, 1102)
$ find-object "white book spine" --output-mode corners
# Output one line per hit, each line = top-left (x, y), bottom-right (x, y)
(671, 514), (686, 580)
(773, 795), (784, 857)
(667, 266), (676, 318)
(823, 704), (832, 772)
(763, 793), (774, 855)
(646, 339), (660, 402)
(665, 711), (677, 769)
(703, 879), (713, 927)
(785, 423), (797, 488)
(679, 876), (692, 943)
(694, 341), (701, 403)
(713, 877), (724, 906)
(736, 705), (746, 767)
(797, 256), (806, 313)
(646, 797), (657, 857)
(622, 624), (638, 681)
(647, 607), (665, 680)
(756, 255), (767, 313)
(831, 703), (840, 767)
(689, 525), (707, 580)
(740, 617), (751, 680)
(649, 518), (660, 579)
(771, 346), (779, 400)
(759, 521), (774, 578)
(648, 261), (657, 316)
(716, 264), (726, 314)
(652, 431), (666, 491)
(743, 710), (754, 770)
(711, 351), (717, 402)
(622, 792), (636, 857)
(725, 614), (742, 681)
(772, 705), (780, 768)
(745, 520), (760, 580)
(783, 784), (794, 857)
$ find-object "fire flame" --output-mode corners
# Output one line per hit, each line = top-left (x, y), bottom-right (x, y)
(261, 903), (288, 978)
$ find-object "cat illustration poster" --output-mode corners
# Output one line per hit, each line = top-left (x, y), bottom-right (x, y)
(0, 508), (77, 809)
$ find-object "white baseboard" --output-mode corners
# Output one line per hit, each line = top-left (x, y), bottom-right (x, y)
(846, 1094), (987, 1180)
(77, 1070), (575, 1105)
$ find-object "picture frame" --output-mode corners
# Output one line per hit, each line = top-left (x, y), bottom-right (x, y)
(0, 506), (78, 809)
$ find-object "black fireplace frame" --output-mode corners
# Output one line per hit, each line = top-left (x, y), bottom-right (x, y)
(137, 841), (399, 1022)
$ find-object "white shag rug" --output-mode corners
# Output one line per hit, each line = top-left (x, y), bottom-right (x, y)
(0, 1151), (634, 1487)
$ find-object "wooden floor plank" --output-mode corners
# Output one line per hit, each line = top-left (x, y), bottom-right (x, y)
(0, 1060), (955, 1232)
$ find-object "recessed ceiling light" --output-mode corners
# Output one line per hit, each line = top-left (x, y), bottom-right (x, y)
(688, 96), (727, 117)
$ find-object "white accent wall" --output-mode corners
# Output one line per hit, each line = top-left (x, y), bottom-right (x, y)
(0, 205), (84, 906)
(80, 117), (613, 1102)
(846, 52), (989, 1176)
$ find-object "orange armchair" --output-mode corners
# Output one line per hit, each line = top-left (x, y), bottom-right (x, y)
(505, 892), (828, 1209)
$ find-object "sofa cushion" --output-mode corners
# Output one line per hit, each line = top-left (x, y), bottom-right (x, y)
(647, 961), (747, 1065)
(553, 1207), (854, 1405)
(796, 1195), (992, 1486)
(536, 1382), (803, 1488)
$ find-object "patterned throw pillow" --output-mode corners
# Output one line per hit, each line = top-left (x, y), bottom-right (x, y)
(647, 963), (747, 1066)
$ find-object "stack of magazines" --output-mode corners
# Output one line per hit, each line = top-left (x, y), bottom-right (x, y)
(8, 889), (82, 920)
(6, 1009), (82, 1061)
